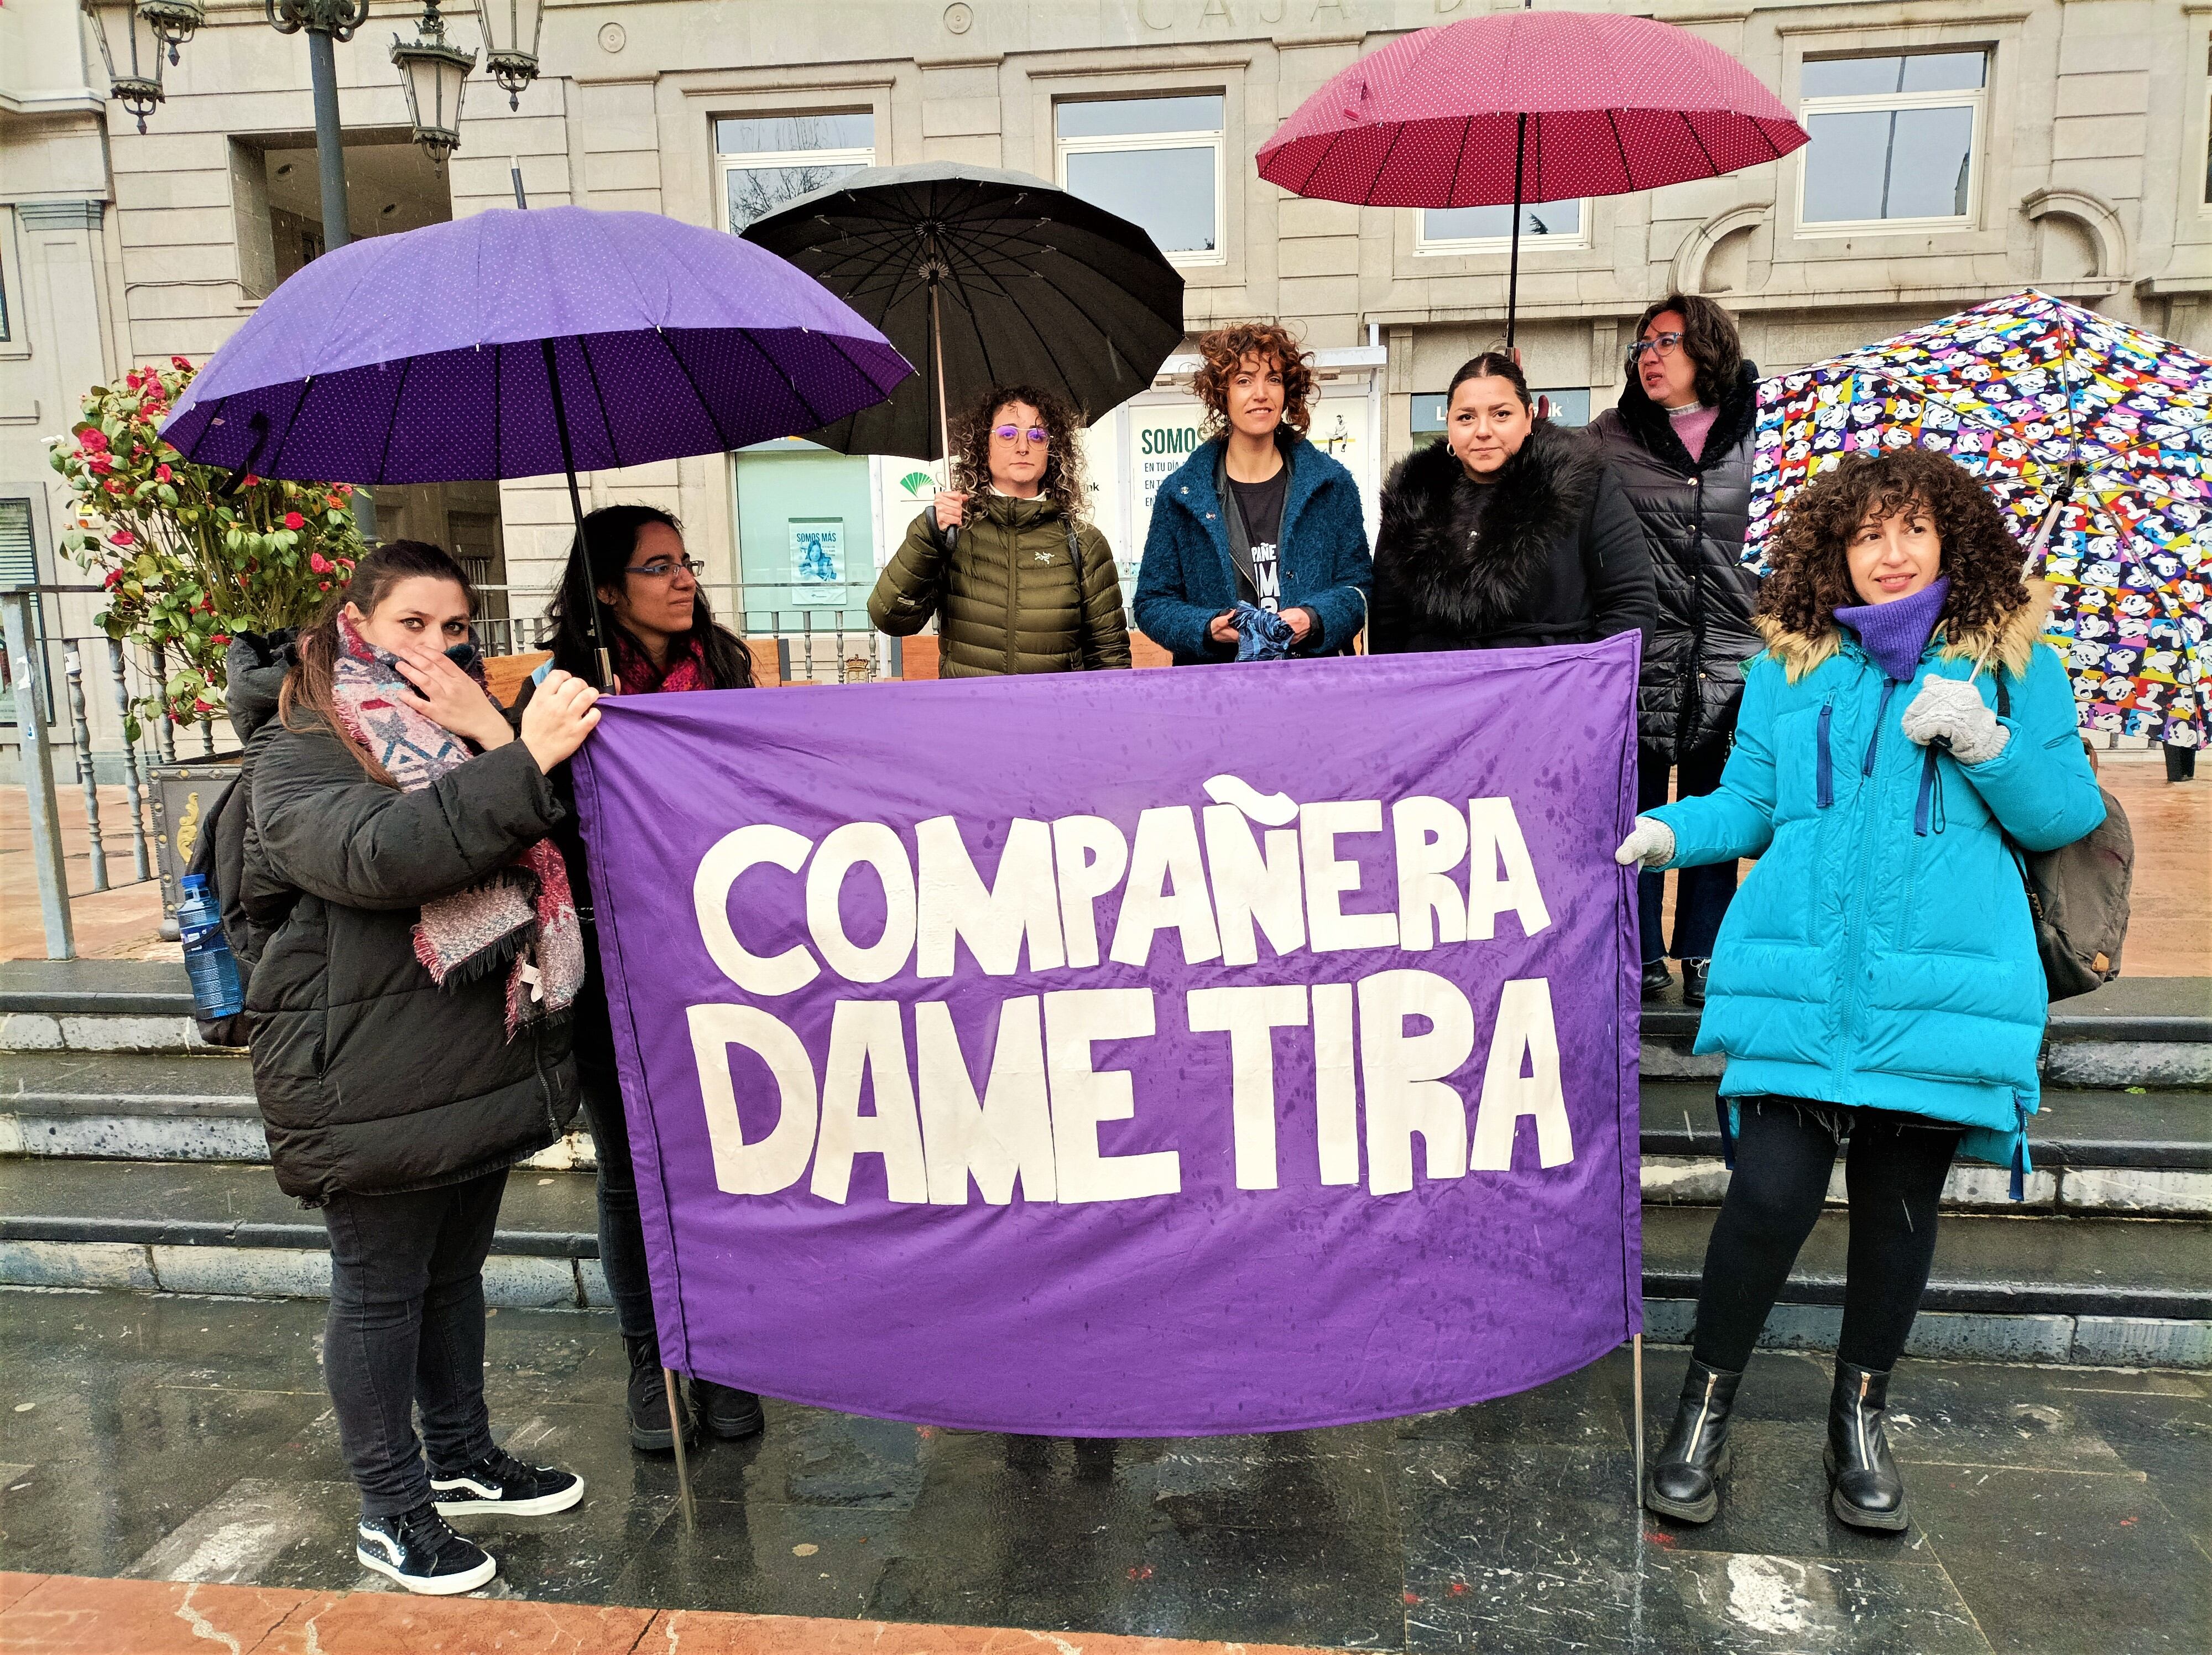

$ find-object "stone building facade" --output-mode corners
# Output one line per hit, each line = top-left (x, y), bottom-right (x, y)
(3, 0), (2207, 742)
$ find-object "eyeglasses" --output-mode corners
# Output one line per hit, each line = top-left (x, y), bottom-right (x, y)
(627, 556), (705, 581)
(1627, 332), (1686, 362)
(992, 425), (1051, 444)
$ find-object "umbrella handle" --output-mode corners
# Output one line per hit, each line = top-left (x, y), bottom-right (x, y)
(1974, 493), (2068, 684)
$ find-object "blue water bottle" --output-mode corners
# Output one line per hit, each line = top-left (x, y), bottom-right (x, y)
(177, 873), (244, 1019)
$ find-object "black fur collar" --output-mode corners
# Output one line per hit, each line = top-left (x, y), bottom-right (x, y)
(1375, 422), (1600, 639)
(1612, 359), (1760, 475)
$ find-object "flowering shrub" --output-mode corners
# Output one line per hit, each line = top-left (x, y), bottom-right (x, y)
(48, 357), (364, 736)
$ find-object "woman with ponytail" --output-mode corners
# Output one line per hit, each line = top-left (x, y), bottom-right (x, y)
(242, 540), (601, 1595)
(520, 505), (768, 1455)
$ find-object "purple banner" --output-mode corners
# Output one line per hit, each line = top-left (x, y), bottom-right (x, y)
(573, 638), (1643, 1436)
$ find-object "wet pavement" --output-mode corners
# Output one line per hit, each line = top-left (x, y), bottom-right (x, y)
(1, 1288), (2205, 1653)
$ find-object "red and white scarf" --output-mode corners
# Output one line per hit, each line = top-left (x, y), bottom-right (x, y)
(330, 611), (583, 1036)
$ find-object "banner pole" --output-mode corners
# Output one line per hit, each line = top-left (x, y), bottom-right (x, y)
(1631, 1334), (1646, 1503)
(664, 1370), (696, 1529)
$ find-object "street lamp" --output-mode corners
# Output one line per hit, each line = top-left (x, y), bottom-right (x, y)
(137, 0), (204, 63)
(476, 0), (545, 111)
(391, 1), (476, 165)
(263, 0), (371, 252)
(79, 0), (168, 133)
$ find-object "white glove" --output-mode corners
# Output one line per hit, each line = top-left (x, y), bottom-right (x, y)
(1901, 676), (2009, 765)
(1614, 816), (1676, 869)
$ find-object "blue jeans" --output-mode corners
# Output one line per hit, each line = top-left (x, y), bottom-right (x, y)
(1637, 743), (1738, 963)
(320, 1169), (505, 1518)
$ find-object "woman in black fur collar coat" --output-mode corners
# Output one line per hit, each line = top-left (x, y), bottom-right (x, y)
(1371, 352), (1656, 655)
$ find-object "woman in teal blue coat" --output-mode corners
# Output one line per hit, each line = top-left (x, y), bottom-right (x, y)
(1614, 448), (2104, 1533)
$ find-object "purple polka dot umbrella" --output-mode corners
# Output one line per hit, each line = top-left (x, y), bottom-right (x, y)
(159, 203), (912, 683)
(1257, 10), (1808, 345)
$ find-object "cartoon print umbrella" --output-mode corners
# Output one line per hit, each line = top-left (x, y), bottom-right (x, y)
(1745, 290), (2212, 749)
(161, 202), (912, 683)
(1256, 9), (1807, 344)
(742, 161), (1187, 463)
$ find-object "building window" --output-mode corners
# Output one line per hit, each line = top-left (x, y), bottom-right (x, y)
(1799, 50), (1987, 231)
(718, 111), (875, 234)
(1416, 199), (1587, 255)
(1056, 95), (1224, 264)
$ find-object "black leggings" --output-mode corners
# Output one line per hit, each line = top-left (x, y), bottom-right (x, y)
(1691, 1098), (1963, 1373)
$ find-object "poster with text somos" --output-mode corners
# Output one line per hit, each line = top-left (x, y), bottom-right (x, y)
(574, 638), (1644, 1435)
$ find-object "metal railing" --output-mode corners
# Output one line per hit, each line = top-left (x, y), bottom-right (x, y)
(2, 585), (229, 957)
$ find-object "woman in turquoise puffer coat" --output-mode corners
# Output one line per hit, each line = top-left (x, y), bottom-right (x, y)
(1613, 447), (2104, 1536)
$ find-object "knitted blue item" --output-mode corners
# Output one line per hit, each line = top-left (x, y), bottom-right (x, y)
(1834, 575), (1952, 682)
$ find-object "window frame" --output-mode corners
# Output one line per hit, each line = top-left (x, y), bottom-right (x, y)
(0, 210), (27, 358)
(1794, 49), (1990, 238)
(714, 109), (877, 236)
(1413, 199), (1592, 258)
(1053, 93), (1227, 268)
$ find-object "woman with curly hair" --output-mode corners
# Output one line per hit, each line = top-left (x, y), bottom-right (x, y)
(1133, 321), (1371, 662)
(1614, 448), (2104, 1534)
(869, 384), (1130, 676)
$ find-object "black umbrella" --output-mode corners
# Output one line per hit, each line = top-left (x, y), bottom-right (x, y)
(742, 161), (1186, 461)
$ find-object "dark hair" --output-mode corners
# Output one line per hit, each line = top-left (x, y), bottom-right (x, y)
(1630, 294), (1742, 407)
(1446, 350), (1532, 412)
(948, 383), (1090, 522)
(545, 504), (754, 690)
(1758, 448), (2029, 644)
(1193, 320), (1317, 436)
(280, 539), (473, 784)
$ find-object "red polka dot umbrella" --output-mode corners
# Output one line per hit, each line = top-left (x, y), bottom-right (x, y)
(1257, 9), (1808, 344)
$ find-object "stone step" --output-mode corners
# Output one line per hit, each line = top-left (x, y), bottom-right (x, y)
(2, 1158), (2203, 1368)
(8, 1052), (2208, 1214)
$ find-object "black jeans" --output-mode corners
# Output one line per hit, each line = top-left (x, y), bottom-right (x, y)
(1691, 1097), (1963, 1374)
(576, 1018), (656, 1343)
(321, 1168), (506, 1518)
(1637, 742), (1738, 962)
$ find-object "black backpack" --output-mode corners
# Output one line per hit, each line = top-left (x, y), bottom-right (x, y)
(1993, 674), (2133, 1001)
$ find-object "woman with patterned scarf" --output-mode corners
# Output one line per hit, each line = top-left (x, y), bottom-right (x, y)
(521, 504), (766, 1454)
(242, 540), (602, 1595)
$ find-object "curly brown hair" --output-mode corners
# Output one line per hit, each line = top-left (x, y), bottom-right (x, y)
(1758, 447), (2029, 643)
(948, 383), (1091, 522)
(1630, 294), (1742, 407)
(1192, 321), (1316, 437)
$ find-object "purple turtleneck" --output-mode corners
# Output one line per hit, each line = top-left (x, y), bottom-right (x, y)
(1834, 575), (1952, 683)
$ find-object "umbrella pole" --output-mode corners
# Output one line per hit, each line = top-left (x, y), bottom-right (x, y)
(1505, 112), (1526, 354)
(930, 280), (952, 464)
(541, 337), (617, 691)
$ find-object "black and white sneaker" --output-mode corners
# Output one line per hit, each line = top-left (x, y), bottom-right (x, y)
(430, 1449), (585, 1518)
(356, 1502), (497, 1595)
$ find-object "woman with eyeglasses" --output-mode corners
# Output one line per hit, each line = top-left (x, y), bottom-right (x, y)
(1587, 295), (1764, 1009)
(1370, 350), (1655, 656)
(870, 385), (1132, 676)
(520, 504), (764, 1455)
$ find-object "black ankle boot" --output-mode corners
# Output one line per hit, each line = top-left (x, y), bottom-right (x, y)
(1826, 1361), (1908, 1531)
(1645, 1360), (1741, 1524)
(1640, 959), (1674, 1001)
(692, 1379), (765, 1440)
(1681, 958), (1710, 1007)
(625, 1334), (695, 1455)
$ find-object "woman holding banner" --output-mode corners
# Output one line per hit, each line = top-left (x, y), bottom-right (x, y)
(1369, 351), (1654, 654)
(869, 385), (1131, 676)
(525, 505), (766, 1454)
(1615, 449), (2105, 1532)
(1587, 297), (1762, 1007)
(241, 540), (599, 1593)
(1132, 321), (1372, 661)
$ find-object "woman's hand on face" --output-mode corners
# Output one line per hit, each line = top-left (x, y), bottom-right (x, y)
(1208, 610), (1241, 646)
(933, 491), (967, 531)
(520, 670), (602, 773)
(391, 646), (511, 750)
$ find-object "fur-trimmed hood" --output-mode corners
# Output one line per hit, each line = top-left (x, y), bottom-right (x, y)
(1755, 580), (2056, 683)
(1371, 421), (1604, 647)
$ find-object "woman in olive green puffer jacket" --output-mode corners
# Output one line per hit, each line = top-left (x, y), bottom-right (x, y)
(868, 384), (1132, 677)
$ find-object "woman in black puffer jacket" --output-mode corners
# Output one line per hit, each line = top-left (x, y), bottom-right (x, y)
(1586, 295), (1762, 1007)
(242, 541), (602, 1597)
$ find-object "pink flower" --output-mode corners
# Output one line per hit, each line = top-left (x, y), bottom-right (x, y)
(103, 569), (123, 590)
(310, 553), (332, 573)
(335, 482), (352, 497)
(103, 478), (126, 495)
(109, 530), (135, 548)
(155, 464), (172, 482)
(242, 473), (260, 488)
(210, 632), (229, 647)
(79, 429), (109, 453)
(283, 511), (305, 530)
(170, 355), (193, 371)
(88, 455), (112, 475)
